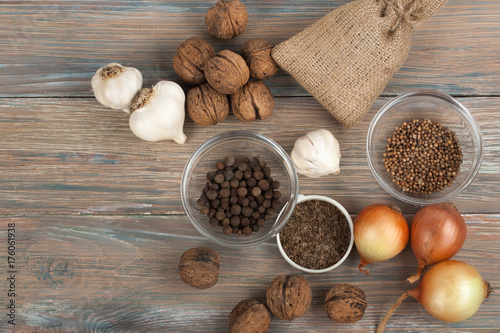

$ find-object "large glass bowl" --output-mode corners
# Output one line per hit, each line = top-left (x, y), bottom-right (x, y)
(181, 131), (299, 247)
(367, 91), (483, 205)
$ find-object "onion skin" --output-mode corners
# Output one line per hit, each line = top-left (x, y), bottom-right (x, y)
(408, 202), (466, 284)
(377, 260), (492, 333)
(354, 204), (409, 274)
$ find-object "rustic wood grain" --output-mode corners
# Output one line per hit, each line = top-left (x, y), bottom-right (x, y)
(1, 0), (500, 331)
(1, 96), (498, 216)
(0, 0), (499, 97)
(0, 215), (498, 332)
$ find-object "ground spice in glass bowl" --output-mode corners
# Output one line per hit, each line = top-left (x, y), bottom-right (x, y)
(276, 195), (354, 273)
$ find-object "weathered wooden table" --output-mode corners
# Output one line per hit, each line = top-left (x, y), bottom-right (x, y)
(1, 1), (499, 332)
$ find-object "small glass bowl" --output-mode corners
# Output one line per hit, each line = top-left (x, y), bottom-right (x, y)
(181, 131), (299, 247)
(367, 91), (483, 205)
(276, 194), (354, 274)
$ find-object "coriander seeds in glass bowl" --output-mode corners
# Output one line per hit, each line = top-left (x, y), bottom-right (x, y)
(367, 91), (483, 205)
(181, 131), (299, 247)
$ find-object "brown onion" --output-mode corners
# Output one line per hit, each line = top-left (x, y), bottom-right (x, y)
(377, 260), (492, 333)
(407, 202), (466, 284)
(354, 204), (409, 274)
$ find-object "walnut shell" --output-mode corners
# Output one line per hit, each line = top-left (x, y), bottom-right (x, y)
(266, 275), (312, 321)
(229, 299), (271, 333)
(241, 39), (279, 80)
(205, 0), (248, 40)
(178, 247), (220, 289)
(231, 81), (274, 122)
(205, 50), (250, 95)
(173, 38), (215, 85)
(325, 284), (367, 323)
(187, 83), (229, 126)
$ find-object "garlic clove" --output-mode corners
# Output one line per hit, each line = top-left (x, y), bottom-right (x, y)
(129, 81), (187, 144)
(291, 129), (341, 178)
(91, 63), (143, 113)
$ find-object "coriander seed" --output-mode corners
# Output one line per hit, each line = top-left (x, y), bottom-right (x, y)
(383, 118), (462, 195)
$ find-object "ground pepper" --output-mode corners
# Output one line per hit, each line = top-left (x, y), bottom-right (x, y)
(279, 200), (351, 270)
(383, 118), (463, 195)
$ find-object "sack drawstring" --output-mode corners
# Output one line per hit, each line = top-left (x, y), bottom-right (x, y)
(382, 0), (424, 32)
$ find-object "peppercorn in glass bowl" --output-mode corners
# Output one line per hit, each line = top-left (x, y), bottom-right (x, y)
(367, 91), (483, 205)
(181, 131), (299, 247)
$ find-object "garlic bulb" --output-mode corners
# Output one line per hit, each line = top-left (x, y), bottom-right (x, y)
(291, 129), (341, 178)
(129, 81), (187, 144)
(91, 63), (143, 113)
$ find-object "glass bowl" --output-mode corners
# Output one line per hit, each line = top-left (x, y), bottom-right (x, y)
(367, 91), (483, 205)
(181, 131), (299, 247)
(276, 194), (354, 274)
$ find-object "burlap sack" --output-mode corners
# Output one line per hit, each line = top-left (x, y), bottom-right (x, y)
(272, 0), (448, 128)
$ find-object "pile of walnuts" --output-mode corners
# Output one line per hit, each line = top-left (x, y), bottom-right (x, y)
(178, 247), (368, 332)
(172, 0), (279, 126)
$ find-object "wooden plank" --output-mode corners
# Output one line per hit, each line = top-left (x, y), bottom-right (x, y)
(0, 214), (498, 332)
(0, 0), (499, 97)
(1, 96), (497, 216)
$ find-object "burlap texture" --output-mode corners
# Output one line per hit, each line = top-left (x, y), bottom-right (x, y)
(272, 0), (448, 128)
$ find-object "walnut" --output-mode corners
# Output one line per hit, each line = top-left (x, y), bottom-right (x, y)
(325, 284), (367, 323)
(205, 50), (250, 95)
(178, 247), (220, 289)
(173, 38), (215, 85)
(205, 0), (248, 40)
(265, 275), (312, 321)
(231, 81), (274, 122)
(229, 300), (271, 333)
(187, 83), (229, 126)
(241, 39), (279, 80)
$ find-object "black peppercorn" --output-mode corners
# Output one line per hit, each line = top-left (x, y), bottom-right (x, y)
(214, 174), (225, 184)
(238, 162), (249, 172)
(251, 187), (261, 197)
(254, 171), (264, 180)
(231, 204), (242, 216)
(200, 206), (210, 215)
(242, 206), (253, 217)
(247, 178), (257, 187)
(198, 155), (282, 237)
(230, 216), (241, 227)
(206, 189), (218, 200)
(249, 200), (258, 210)
(224, 155), (235, 167)
(211, 199), (221, 209)
(243, 226), (252, 236)
(249, 156), (259, 167)
(220, 188), (231, 198)
(230, 178), (240, 188)
(223, 225), (232, 235)
(224, 170), (234, 181)
(241, 217), (250, 227)
(258, 179), (270, 191)
(237, 187), (248, 197)
(243, 169), (252, 179)
(216, 161), (225, 170)
(215, 211), (225, 221)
